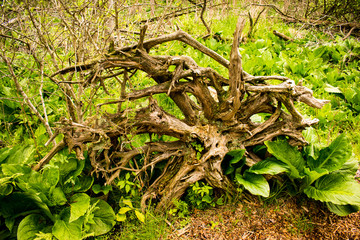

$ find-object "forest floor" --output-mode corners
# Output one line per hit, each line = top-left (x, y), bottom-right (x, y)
(167, 193), (360, 239)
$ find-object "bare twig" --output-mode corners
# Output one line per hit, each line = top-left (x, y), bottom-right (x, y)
(0, 54), (54, 139)
(273, 30), (294, 41)
(200, 0), (211, 35)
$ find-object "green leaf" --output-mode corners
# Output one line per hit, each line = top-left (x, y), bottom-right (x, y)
(92, 184), (112, 195)
(42, 167), (60, 188)
(125, 184), (131, 193)
(118, 207), (132, 214)
(326, 202), (360, 216)
(84, 198), (115, 236)
(303, 167), (329, 187)
(70, 193), (91, 222)
(134, 210), (145, 223)
(2, 164), (31, 177)
(63, 175), (94, 194)
(265, 140), (305, 179)
(223, 149), (246, 175)
(0, 184), (13, 196)
(115, 214), (126, 222)
(52, 218), (82, 240)
(304, 173), (360, 205)
(308, 134), (352, 172)
(17, 214), (48, 240)
(49, 187), (67, 206)
(333, 155), (359, 175)
(5, 145), (36, 165)
(226, 149), (245, 164)
(0, 147), (12, 164)
(324, 83), (342, 94)
(235, 172), (270, 197)
(302, 127), (321, 159)
(248, 158), (289, 175)
(0, 192), (54, 222)
(122, 199), (133, 208)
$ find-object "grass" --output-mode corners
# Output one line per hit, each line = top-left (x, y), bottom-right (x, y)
(94, 210), (172, 240)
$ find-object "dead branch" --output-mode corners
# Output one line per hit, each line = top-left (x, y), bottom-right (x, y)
(37, 18), (328, 212)
(273, 30), (294, 41)
(200, 0), (211, 35)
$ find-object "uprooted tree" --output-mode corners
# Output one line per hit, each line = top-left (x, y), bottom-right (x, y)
(23, 16), (328, 211)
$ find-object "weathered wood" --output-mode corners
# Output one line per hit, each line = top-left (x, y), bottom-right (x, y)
(47, 20), (328, 212)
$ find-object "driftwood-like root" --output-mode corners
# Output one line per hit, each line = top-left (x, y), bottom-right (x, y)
(44, 17), (328, 211)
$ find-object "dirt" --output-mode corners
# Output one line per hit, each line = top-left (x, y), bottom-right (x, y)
(168, 194), (360, 240)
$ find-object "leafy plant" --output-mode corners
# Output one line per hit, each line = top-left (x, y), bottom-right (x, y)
(224, 149), (272, 198)
(185, 181), (221, 210)
(168, 199), (190, 218)
(257, 133), (359, 216)
(0, 146), (115, 239)
(116, 198), (145, 223)
(115, 172), (141, 198)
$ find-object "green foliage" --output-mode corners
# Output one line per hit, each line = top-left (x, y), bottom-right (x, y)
(185, 181), (224, 211)
(168, 199), (190, 218)
(115, 172), (141, 197)
(116, 198), (145, 223)
(262, 134), (359, 216)
(0, 146), (115, 239)
(235, 172), (270, 197)
(1, 3), (360, 238)
(226, 133), (359, 216)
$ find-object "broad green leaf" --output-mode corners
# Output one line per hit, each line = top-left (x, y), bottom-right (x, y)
(303, 167), (329, 187)
(68, 157), (85, 179)
(92, 184), (112, 195)
(324, 83), (342, 94)
(302, 127), (321, 159)
(52, 219), (82, 240)
(51, 153), (78, 180)
(49, 187), (67, 206)
(2, 164), (31, 177)
(226, 149), (245, 163)
(235, 172), (270, 197)
(326, 202), (360, 216)
(70, 193), (90, 222)
(63, 175), (94, 194)
(248, 158), (289, 175)
(304, 173), (360, 205)
(265, 140), (305, 179)
(75, 175), (94, 192)
(5, 217), (15, 232)
(333, 155), (359, 175)
(223, 149), (246, 175)
(308, 134), (351, 172)
(122, 199), (133, 208)
(42, 167), (60, 188)
(5, 145), (36, 165)
(118, 207), (132, 214)
(115, 214), (126, 222)
(0, 184), (13, 196)
(85, 198), (115, 236)
(134, 210), (145, 223)
(0, 192), (54, 222)
(0, 147), (12, 164)
(52, 208), (83, 240)
(17, 214), (48, 240)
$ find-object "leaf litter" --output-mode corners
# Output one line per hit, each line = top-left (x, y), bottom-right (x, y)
(167, 194), (360, 239)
